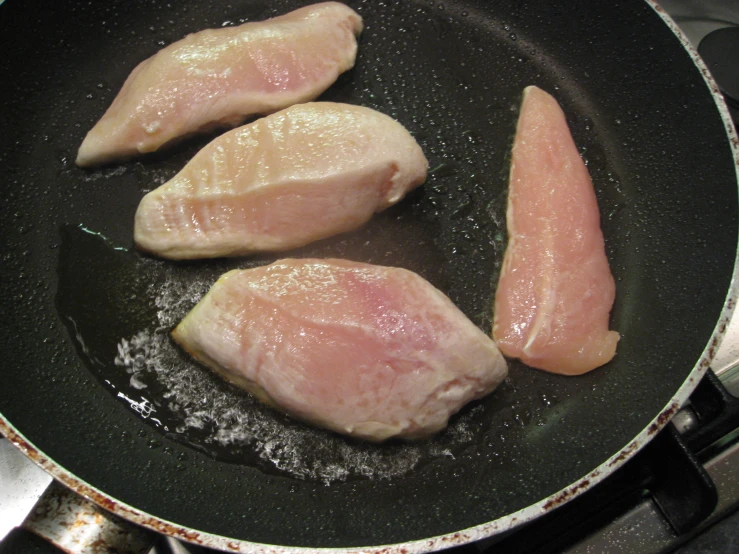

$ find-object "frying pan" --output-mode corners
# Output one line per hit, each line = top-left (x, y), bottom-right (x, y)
(1, 0), (738, 551)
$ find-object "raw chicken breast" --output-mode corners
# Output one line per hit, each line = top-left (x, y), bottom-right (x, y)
(172, 259), (507, 441)
(492, 86), (619, 375)
(134, 102), (428, 259)
(76, 2), (363, 167)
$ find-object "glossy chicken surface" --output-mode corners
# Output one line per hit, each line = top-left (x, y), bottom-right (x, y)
(173, 259), (508, 441)
(76, 2), (363, 166)
(493, 86), (619, 375)
(134, 102), (428, 259)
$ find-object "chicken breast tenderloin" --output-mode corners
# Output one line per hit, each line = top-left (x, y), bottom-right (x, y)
(134, 102), (428, 259)
(493, 86), (619, 375)
(172, 259), (508, 442)
(76, 2), (363, 167)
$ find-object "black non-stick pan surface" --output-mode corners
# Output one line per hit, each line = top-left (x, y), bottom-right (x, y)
(1, 0), (738, 550)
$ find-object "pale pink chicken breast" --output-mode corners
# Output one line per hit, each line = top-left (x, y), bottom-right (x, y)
(134, 102), (428, 259)
(492, 86), (619, 375)
(172, 259), (508, 441)
(76, 2), (363, 167)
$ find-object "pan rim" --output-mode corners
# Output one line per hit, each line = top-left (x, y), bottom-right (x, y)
(2, 0), (739, 552)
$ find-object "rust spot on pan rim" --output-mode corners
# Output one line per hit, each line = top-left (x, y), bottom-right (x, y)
(2, 2), (739, 553)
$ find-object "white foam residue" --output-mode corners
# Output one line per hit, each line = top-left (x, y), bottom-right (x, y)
(151, 276), (211, 329)
(81, 165), (128, 182)
(113, 268), (480, 484)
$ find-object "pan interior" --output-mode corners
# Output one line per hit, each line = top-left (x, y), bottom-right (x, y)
(0, 0), (736, 547)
